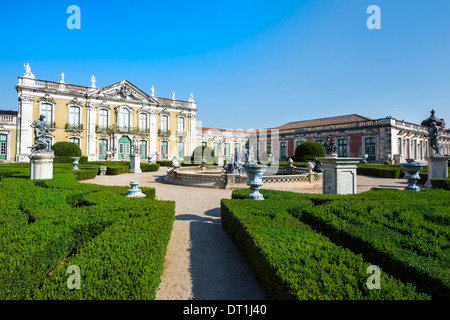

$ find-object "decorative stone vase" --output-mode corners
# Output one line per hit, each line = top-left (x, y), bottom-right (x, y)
(71, 157), (80, 170)
(124, 181), (146, 198)
(147, 156), (153, 164)
(400, 159), (425, 191)
(242, 164), (268, 200)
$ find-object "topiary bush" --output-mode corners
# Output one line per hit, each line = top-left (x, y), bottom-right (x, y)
(293, 141), (324, 162)
(431, 178), (450, 190)
(51, 141), (82, 157)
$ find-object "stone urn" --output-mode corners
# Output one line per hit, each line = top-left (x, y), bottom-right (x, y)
(124, 181), (146, 198)
(147, 156), (153, 164)
(71, 157), (80, 170)
(242, 164), (268, 200)
(400, 159), (425, 191)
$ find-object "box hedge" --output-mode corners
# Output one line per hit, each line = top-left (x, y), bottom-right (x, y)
(0, 172), (174, 300)
(227, 188), (449, 299)
(221, 197), (430, 300)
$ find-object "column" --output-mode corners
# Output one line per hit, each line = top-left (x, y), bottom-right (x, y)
(16, 95), (35, 162)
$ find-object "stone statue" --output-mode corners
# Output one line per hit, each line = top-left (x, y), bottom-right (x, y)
(23, 63), (35, 78)
(313, 157), (323, 173)
(29, 115), (52, 153)
(60, 72), (65, 83)
(323, 135), (337, 155)
(421, 109), (446, 156)
(428, 121), (440, 155)
(91, 75), (96, 88)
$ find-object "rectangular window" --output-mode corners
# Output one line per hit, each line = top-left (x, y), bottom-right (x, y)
(406, 139), (410, 159)
(365, 137), (376, 160)
(69, 106), (80, 125)
(161, 141), (168, 159)
(98, 109), (109, 128)
(212, 142), (218, 156)
(266, 141), (271, 153)
(280, 142), (287, 160)
(0, 142), (6, 156)
(139, 113), (148, 130)
(235, 143), (240, 153)
(69, 138), (80, 147)
(177, 117), (185, 133)
(338, 138), (348, 157)
(224, 143), (230, 160)
(161, 115), (169, 132)
(41, 103), (53, 126)
(414, 141), (417, 160)
(178, 142), (185, 159)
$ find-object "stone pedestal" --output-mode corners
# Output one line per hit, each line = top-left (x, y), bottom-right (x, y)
(124, 181), (146, 198)
(129, 153), (142, 173)
(319, 157), (360, 195)
(29, 152), (54, 180)
(425, 155), (449, 188)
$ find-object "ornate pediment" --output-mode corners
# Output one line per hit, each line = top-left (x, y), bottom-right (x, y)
(94, 80), (157, 104)
(37, 94), (56, 104)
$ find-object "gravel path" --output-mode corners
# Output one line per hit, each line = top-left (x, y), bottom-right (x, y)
(80, 168), (412, 300)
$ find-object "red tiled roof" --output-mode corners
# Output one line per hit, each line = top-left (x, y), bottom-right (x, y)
(273, 114), (373, 131)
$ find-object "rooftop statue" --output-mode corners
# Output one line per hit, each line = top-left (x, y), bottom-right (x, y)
(29, 114), (52, 154)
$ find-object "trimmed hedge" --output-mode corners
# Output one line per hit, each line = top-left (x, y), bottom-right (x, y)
(141, 163), (160, 172)
(228, 188), (449, 299)
(0, 174), (174, 300)
(221, 197), (430, 300)
(53, 156), (88, 164)
(431, 178), (450, 190)
(51, 141), (82, 157)
(293, 141), (325, 162)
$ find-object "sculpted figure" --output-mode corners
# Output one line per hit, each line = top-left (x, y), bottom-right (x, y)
(30, 115), (52, 153)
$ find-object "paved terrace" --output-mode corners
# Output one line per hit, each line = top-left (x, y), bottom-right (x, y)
(80, 167), (411, 300)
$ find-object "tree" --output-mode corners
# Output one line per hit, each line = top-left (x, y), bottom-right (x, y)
(293, 141), (324, 162)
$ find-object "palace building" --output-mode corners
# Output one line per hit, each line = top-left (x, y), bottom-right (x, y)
(260, 113), (450, 163)
(2, 64), (449, 165)
(14, 64), (197, 162)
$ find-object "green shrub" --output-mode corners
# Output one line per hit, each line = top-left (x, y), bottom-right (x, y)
(221, 198), (430, 300)
(229, 188), (449, 299)
(156, 160), (172, 166)
(293, 141), (324, 162)
(191, 146), (215, 164)
(431, 178), (450, 190)
(141, 163), (160, 172)
(51, 141), (82, 157)
(53, 156), (88, 164)
(0, 174), (173, 300)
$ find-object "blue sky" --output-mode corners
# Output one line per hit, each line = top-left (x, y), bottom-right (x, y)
(1, 0), (449, 130)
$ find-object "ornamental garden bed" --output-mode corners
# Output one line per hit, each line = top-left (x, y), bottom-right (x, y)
(0, 164), (174, 300)
(222, 188), (449, 300)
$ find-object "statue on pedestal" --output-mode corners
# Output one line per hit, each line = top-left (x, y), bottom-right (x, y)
(421, 109), (446, 156)
(29, 115), (52, 154)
